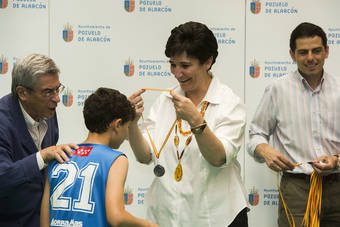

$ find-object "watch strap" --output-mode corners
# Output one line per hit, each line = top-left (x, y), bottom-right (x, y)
(191, 120), (207, 135)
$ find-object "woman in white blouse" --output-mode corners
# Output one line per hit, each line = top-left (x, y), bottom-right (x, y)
(128, 21), (249, 227)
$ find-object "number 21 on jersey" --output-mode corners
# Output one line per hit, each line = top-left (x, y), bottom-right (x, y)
(50, 161), (99, 214)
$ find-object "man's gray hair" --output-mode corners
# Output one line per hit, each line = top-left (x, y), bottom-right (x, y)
(11, 53), (60, 98)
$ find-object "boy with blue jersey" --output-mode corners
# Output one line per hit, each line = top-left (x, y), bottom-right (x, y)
(40, 87), (158, 227)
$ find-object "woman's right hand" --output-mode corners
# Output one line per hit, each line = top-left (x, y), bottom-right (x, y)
(128, 89), (146, 122)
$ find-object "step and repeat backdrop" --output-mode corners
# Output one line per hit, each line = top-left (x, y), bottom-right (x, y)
(1, 0), (340, 226)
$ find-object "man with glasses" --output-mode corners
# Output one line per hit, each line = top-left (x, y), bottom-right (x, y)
(0, 53), (78, 227)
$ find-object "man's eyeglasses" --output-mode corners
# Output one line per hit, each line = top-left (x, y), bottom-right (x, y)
(25, 84), (65, 98)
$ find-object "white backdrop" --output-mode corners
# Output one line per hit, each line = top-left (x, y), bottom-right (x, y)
(1, 0), (340, 226)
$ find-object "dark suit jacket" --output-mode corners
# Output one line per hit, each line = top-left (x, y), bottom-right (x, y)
(0, 94), (59, 227)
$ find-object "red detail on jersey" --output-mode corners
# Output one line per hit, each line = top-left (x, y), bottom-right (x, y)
(74, 147), (93, 157)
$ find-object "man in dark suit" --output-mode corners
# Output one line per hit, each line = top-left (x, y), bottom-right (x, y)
(0, 53), (77, 227)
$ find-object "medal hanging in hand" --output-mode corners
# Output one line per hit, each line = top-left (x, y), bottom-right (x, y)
(174, 126), (192, 181)
(143, 115), (177, 177)
(140, 89), (176, 177)
(174, 101), (209, 182)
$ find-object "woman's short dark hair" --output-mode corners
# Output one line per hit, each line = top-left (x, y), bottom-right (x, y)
(165, 21), (218, 69)
(83, 87), (135, 133)
(290, 22), (327, 52)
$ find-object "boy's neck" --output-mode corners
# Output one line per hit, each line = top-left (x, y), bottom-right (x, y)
(82, 132), (111, 147)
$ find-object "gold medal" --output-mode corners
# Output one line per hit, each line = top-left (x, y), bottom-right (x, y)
(175, 163), (183, 181)
(174, 101), (209, 182)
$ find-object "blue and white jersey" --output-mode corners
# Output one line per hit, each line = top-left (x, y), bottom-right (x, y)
(48, 143), (125, 227)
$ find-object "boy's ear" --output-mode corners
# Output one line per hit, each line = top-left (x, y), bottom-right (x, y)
(110, 118), (123, 130)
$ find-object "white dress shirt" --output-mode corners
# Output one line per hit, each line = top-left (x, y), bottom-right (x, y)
(142, 75), (248, 227)
(19, 101), (48, 170)
(248, 70), (340, 174)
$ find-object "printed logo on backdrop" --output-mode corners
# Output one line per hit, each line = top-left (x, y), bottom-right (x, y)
(77, 89), (95, 107)
(12, 0), (47, 9)
(248, 187), (259, 206)
(124, 59), (135, 77)
(125, 59), (171, 78)
(137, 187), (148, 205)
(62, 88), (73, 107)
(124, 186), (134, 205)
(124, 0), (172, 13)
(0, 0), (8, 9)
(62, 23), (111, 44)
(263, 188), (279, 206)
(210, 27), (237, 45)
(249, 59), (260, 78)
(250, 0), (261, 14)
(0, 55), (8, 75)
(263, 60), (294, 78)
(250, 1), (298, 15)
(124, 0), (135, 12)
(63, 23), (73, 42)
(327, 28), (340, 46)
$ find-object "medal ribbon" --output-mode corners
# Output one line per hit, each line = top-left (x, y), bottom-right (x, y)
(278, 164), (323, 227)
(302, 171), (322, 227)
(174, 101), (209, 182)
(175, 101), (209, 161)
(141, 89), (210, 181)
(143, 116), (177, 159)
(174, 126), (192, 161)
(178, 101), (209, 136)
(141, 88), (176, 159)
(143, 88), (172, 92)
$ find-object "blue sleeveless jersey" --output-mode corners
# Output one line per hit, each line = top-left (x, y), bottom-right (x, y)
(48, 143), (125, 227)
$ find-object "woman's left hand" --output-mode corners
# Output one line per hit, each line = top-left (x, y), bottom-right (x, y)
(170, 91), (203, 127)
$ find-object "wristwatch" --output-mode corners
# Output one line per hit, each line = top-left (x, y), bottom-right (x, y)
(191, 120), (207, 135)
(334, 154), (340, 171)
